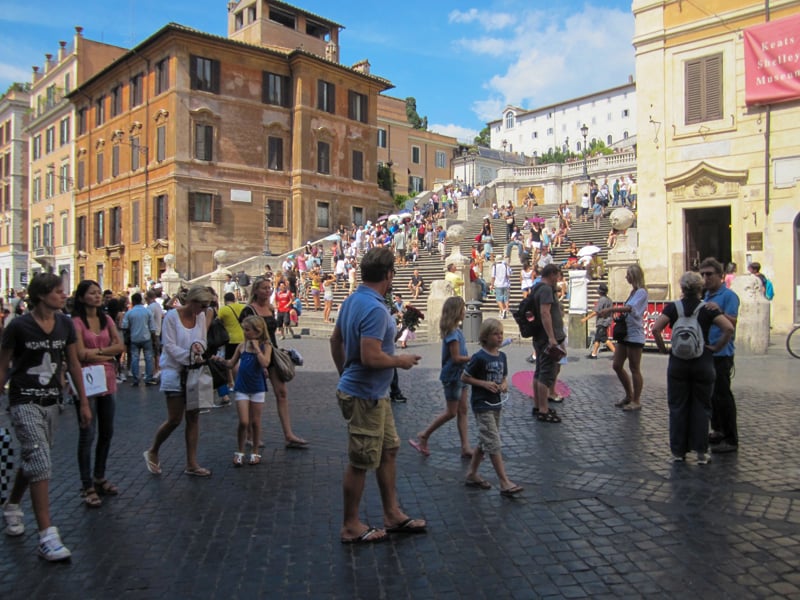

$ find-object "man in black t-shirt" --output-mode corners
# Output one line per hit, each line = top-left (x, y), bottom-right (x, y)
(0, 273), (90, 561)
(530, 265), (566, 423)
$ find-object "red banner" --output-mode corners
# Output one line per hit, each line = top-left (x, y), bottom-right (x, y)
(611, 301), (672, 347)
(744, 13), (800, 106)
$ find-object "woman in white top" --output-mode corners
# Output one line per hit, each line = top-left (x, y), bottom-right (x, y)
(144, 285), (215, 478)
(520, 264), (535, 298)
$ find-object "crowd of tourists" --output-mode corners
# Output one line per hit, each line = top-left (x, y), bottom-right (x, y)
(0, 193), (772, 556)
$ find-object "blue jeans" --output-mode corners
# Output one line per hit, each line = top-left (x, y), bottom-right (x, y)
(130, 338), (154, 382)
(75, 394), (115, 489)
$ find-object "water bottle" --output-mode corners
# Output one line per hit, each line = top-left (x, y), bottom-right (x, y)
(501, 337), (513, 348)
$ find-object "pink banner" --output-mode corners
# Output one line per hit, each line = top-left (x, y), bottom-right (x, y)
(744, 13), (800, 106)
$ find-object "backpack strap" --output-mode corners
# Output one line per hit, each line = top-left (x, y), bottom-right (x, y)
(675, 301), (685, 318)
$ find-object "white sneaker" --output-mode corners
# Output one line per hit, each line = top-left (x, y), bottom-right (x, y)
(3, 503), (25, 536)
(38, 526), (72, 561)
(696, 452), (711, 465)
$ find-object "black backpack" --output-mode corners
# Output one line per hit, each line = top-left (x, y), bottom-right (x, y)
(513, 283), (543, 338)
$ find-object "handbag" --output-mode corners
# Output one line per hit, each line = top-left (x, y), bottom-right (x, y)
(67, 364), (108, 398)
(206, 318), (230, 353)
(612, 314), (628, 342)
(269, 347), (296, 382)
(206, 358), (229, 389)
(185, 364), (215, 411)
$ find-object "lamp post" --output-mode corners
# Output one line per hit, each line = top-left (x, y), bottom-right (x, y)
(580, 123), (589, 179)
(501, 139), (507, 167)
(461, 148), (467, 186)
(263, 201), (274, 256)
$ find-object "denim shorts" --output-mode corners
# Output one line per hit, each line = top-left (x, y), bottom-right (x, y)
(442, 380), (466, 402)
(494, 287), (509, 303)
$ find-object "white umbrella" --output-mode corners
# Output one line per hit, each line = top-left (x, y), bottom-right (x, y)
(324, 233), (341, 242)
(577, 245), (602, 257)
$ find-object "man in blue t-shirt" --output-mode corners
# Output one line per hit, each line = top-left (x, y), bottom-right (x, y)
(700, 257), (740, 453)
(330, 247), (425, 544)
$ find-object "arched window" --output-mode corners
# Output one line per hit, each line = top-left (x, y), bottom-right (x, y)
(577, 142), (582, 151)
(505, 111), (515, 129)
(607, 134), (613, 145)
(623, 130), (629, 139)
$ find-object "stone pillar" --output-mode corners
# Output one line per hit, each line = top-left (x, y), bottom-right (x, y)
(426, 280), (453, 344)
(208, 250), (231, 301)
(567, 270), (589, 350)
(730, 274), (770, 355)
(160, 254), (182, 297)
(605, 208), (639, 302)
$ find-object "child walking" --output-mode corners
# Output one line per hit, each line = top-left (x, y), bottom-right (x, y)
(409, 297), (473, 458)
(461, 318), (523, 496)
(218, 316), (272, 466)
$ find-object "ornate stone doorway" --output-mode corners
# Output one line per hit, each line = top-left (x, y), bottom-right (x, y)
(683, 206), (731, 271)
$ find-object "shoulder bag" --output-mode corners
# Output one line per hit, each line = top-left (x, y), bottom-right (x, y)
(269, 343), (296, 383)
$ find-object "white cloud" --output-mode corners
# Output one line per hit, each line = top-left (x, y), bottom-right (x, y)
(428, 123), (479, 143)
(448, 9), (515, 31)
(0, 62), (32, 86)
(455, 4), (635, 122)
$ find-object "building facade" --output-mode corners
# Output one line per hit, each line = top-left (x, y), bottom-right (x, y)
(26, 28), (126, 292)
(69, 17), (391, 287)
(376, 95), (457, 196)
(633, 0), (800, 332)
(0, 84), (30, 297)
(488, 80), (637, 159)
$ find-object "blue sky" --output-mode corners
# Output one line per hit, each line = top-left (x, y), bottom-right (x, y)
(0, 0), (635, 142)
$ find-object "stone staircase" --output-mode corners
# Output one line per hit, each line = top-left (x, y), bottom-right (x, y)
(296, 203), (615, 341)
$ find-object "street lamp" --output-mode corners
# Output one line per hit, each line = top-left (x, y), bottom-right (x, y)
(461, 148), (467, 185)
(263, 202), (271, 256)
(501, 139), (507, 167)
(580, 123), (589, 179)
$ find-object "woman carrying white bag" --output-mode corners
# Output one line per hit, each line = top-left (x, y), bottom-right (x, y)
(144, 285), (214, 478)
(72, 280), (126, 508)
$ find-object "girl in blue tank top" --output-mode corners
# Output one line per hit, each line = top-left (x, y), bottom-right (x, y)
(217, 315), (272, 466)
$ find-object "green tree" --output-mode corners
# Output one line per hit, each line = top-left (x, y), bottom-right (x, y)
(377, 164), (395, 195)
(405, 97), (428, 130)
(474, 125), (490, 147)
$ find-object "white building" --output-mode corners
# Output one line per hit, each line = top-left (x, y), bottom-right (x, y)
(0, 83), (30, 297)
(488, 79), (637, 159)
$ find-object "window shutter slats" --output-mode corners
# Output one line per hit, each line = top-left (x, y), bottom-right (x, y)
(213, 195), (222, 225)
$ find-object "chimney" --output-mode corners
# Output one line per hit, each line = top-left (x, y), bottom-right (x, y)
(32, 65), (40, 84)
(352, 60), (370, 75)
(58, 41), (67, 61)
(45, 54), (53, 73)
(325, 42), (339, 64)
(75, 26), (83, 36)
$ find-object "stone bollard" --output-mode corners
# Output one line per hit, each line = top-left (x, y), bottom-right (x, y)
(567, 270), (589, 350)
(729, 274), (770, 354)
(427, 280), (453, 344)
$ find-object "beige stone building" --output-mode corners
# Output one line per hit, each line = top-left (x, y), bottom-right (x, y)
(69, 4), (392, 288)
(25, 28), (126, 291)
(0, 84), (30, 296)
(633, 0), (800, 332)
(376, 95), (457, 195)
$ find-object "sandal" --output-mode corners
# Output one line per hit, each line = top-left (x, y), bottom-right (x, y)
(94, 478), (119, 496)
(233, 452), (244, 467)
(81, 488), (102, 508)
(614, 398), (631, 408)
(536, 410), (562, 423)
(248, 454), (261, 465)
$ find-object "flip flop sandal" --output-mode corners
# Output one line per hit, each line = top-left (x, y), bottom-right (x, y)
(248, 454), (261, 465)
(81, 488), (102, 508)
(408, 439), (430, 456)
(385, 518), (427, 534)
(464, 478), (492, 490)
(500, 485), (524, 497)
(536, 410), (562, 423)
(143, 451), (161, 475)
(94, 479), (119, 496)
(184, 467), (212, 477)
(341, 527), (387, 545)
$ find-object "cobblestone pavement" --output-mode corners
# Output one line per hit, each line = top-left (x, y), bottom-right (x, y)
(1, 335), (798, 599)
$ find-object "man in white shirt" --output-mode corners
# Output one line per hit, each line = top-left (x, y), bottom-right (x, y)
(145, 290), (164, 378)
(491, 255), (512, 319)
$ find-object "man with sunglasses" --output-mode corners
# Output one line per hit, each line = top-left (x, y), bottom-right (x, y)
(699, 257), (739, 453)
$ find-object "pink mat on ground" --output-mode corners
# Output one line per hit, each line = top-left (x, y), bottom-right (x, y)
(510, 371), (571, 399)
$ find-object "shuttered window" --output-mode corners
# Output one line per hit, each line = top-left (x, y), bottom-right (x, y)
(188, 192), (221, 224)
(190, 55), (221, 94)
(685, 54), (722, 125)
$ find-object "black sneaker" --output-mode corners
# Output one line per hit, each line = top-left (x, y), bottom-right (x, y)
(390, 394), (407, 403)
(711, 441), (738, 454)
